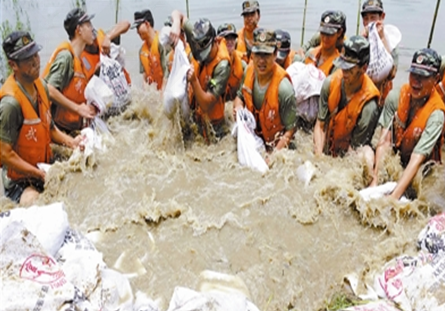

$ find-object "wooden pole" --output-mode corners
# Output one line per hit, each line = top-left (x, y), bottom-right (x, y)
(300, 0), (308, 46)
(427, 0), (441, 48)
(356, 0), (362, 35)
(186, 0), (190, 18)
(115, 0), (120, 24)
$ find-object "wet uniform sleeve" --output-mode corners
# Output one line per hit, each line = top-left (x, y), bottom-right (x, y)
(158, 42), (168, 78)
(412, 110), (445, 156)
(317, 76), (332, 122)
(183, 20), (194, 44)
(0, 96), (23, 144)
(391, 47), (399, 69)
(236, 63), (249, 102)
(41, 80), (55, 129)
(44, 50), (74, 92)
(208, 60), (230, 99)
(440, 56), (445, 79)
(378, 88), (400, 129)
(139, 46), (144, 74)
(350, 98), (380, 148)
(278, 78), (297, 131)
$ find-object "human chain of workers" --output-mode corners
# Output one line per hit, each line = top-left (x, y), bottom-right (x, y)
(1, 0), (444, 206)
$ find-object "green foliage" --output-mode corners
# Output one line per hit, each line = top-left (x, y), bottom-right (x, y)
(0, 0), (34, 82)
(72, 0), (87, 9)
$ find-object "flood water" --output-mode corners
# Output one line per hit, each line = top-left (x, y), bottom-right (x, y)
(1, 0), (445, 310)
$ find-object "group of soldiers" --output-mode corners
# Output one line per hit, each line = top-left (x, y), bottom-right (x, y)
(1, 0), (445, 205)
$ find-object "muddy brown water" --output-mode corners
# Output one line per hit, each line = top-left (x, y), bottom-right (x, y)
(1, 0), (445, 310)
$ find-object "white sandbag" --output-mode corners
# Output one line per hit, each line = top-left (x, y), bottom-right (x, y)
(0, 202), (69, 256)
(384, 24), (402, 53)
(84, 75), (113, 116)
(0, 221), (76, 310)
(232, 108), (268, 174)
(159, 26), (173, 47)
(166, 286), (260, 311)
(366, 22), (394, 84)
(359, 182), (410, 202)
(296, 160), (317, 186)
(134, 291), (161, 311)
(100, 54), (132, 116)
(418, 212), (445, 254)
(286, 62), (325, 103)
(56, 229), (106, 297)
(198, 270), (251, 299)
(164, 40), (190, 120)
(372, 252), (445, 311)
(110, 42), (127, 68)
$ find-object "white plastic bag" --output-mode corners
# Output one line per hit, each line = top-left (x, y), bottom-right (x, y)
(366, 22), (394, 84)
(231, 108), (268, 174)
(164, 40), (190, 120)
(99, 54), (131, 116)
(84, 75), (113, 116)
(286, 62), (325, 104)
(384, 24), (402, 53)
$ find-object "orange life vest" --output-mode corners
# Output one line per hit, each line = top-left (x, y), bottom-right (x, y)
(81, 29), (132, 85)
(436, 75), (445, 102)
(225, 50), (244, 101)
(394, 84), (445, 165)
(236, 27), (254, 63)
(0, 75), (52, 181)
(326, 70), (380, 156)
(42, 41), (88, 132)
(242, 63), (290, 144)
(140, 32), (164, 90)
(189, 37), (230, 125)
(282, 50), (296, 70)
(378, 80), (393, 108)
(305, 46), (339, 77)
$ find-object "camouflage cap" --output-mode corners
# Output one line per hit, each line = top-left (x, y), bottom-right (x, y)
(241, 1), (260, 16)
(408, 48), (442, 77)
(2, 31), (42, 60)
(189, 18), (216, 62)
(319, 10), (343, 35)
(361, 0), (384, 15)
(64, 8), (95, 36)
(252, 28), (276, 54)
(275, 29), (291, 60)
(217, 23), (238, 38)
(131, 9), (154, 29)
(333, 35), (370, 70)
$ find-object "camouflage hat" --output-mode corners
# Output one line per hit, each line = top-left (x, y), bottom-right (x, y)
(241, 1), (260, 16)
(408, 48), (442, 77)
(275, 29), (291, 60)
(252, 28), (276, 54)
(217, 23), (238, 38)
(361, 0), (384, 15)
(333, 35), (370, 70)
(64, 8), (95, 36)
(131, 9), (154, 29)
(189, 18), (216, 62)
(319, 10), (343, 35)
(2, 31), (42, 61)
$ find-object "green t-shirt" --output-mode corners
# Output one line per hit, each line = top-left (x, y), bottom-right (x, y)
(183, 20), (231, 99)
(138, 36), (168, 78)
(43, 49), (74, 93)
(318, 75), (380, 148)
(379, 88), (445, 157)
(0, 78), (53, 145)
(237, 71), (297, 131)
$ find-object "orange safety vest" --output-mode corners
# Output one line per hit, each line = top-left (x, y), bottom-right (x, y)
(242, 63), (290, 143)
(326, 70), (380, 156)
(236, 27), (253, 64)
(378, 80), (393, 108)
(436, 75), (445, 102)
(0, 75), (52, 181)
(225, 50), (244, 101)
(81, 29), (132, 85)
(282, 50), (296, 70)
(189, 37), (230, 124)
(140, 32), (164, 90)
(394, 84), (445, 166)
(305, 46), (339, 77)
(42, 41), (88, 132)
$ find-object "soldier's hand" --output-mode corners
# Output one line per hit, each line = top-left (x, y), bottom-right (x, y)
(77, 103), (97, 119)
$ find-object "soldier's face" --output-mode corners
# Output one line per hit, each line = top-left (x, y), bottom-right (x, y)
(342, 64), (365, 84)
(362, 12), (384, 27)
(320, 31), (339, 49)
(225, 35), (237, 54)
(79, 21), (94, 45)
(243, 11), (260, 31)
(11, 52), (41, 82)
(253, 51), (276, 76)
(409, 73), (438, 99)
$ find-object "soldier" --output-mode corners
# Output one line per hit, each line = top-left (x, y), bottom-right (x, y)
(371, 49), (445, 199)
(275, 30), (298, 69)
(236, 1), (261, 63)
